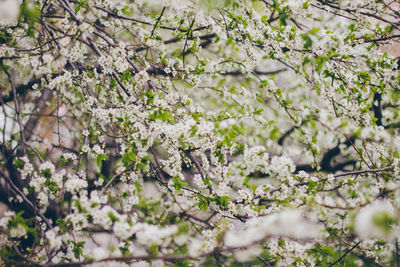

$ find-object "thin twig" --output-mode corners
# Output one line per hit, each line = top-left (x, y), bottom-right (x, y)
(328, 240), (362, 267)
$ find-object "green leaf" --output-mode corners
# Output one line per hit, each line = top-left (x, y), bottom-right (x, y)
(215, 195), (229, 208)
(96, 154), (108, 166)
(279, 11), (287, 25)
(149, 244), (159, 256)
(13, 158), (24, 169)
(72, 241), (85, 259)
(108, 212), (119, 223)
(309, 28), (320, 35)
(172, 176), (186, 191)
(127, 151), (136, 162)
(301, 33), (312, 49)
(197, 195), (210, 211)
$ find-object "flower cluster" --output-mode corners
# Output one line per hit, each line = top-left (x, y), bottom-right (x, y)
(0, 0), (399, 266)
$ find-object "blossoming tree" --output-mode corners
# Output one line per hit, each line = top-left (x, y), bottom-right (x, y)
(0, 0), (400, 266)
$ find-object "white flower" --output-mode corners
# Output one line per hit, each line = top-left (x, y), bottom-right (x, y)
(0, 0), (20, 26)
(234, 246), (263, 262)
(225, 209), (322, 247)
(38, 191), (49, 207)
(40, 161), (56, 175)
(92, 247), (109, 260)
(394, 158), (400, 177)
(64, 175), (88, 193)
(188, 238), (204, 257)
(0, 211), (15, 228)
(63, 153), (77, 161)
(355, 201), (397, 240)
(90, 206), (120, 228)
(133, 223), (178, 246)
(113, 221), (135, 240)
(10, 224), (27, 238)
(46, 230), (62, 250)
(92, 144), (104, 154)
(19, 157), (34, 180)
(81, 144), (90, 154)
